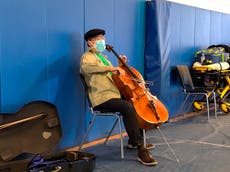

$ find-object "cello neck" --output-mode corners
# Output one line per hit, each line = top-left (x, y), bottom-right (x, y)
(105, 44), (139, 80)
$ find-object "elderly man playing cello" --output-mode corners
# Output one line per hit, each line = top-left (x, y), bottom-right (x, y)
(80, 28), (158, 166)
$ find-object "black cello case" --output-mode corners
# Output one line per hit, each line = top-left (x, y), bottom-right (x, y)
(0, 100), (96, 172)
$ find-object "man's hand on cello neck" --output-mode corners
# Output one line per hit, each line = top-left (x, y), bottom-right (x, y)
(105, 66), (125, 75)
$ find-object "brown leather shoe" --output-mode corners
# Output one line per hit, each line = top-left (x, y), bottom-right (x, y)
(137, 146), (158, 166)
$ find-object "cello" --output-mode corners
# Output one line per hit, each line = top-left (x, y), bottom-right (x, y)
(106, 44), (169, 130)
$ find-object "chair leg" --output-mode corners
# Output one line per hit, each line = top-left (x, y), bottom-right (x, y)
(78, 115), (97, 151)
(103, 115), (124, 159)
(176, 94), (189, 114)
(143, 129), (146, 147)
(104, 118), (118, 144)
(205, 91), (217, 120)
(117, 116), (124, 159)
(177, 93), (197, 113)
(205, 93), (210, 121)
(213, 92), (217, 119)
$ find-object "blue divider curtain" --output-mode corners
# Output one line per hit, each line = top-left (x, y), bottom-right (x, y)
(144, 0), (230, 118)
(0, 0), (145, 150)
(145, 0), (172, 117)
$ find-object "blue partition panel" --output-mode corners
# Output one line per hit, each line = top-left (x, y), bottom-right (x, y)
(0, 0), (85, 150)
(45, 0), (85, 149)
(145, 0), (230, 118)
(0, 0), (48, 110)
(0, 0), (145, 149)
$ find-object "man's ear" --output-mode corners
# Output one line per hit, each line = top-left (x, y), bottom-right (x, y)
(87, 40), (94, 47)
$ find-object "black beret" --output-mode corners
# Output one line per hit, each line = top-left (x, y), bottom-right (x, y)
(84, 29), (105, 41)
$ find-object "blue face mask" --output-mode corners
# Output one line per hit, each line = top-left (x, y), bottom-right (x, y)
(95, 40), (106, 52)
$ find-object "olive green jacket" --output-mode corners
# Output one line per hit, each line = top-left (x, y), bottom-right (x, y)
(80, 50), (121, 107)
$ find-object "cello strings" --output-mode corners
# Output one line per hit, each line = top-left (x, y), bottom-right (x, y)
(120, 75), (154, 86)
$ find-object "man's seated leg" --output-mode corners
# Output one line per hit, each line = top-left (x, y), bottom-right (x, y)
(127, 139), (155, 150)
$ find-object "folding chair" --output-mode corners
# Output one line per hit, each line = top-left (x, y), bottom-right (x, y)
(78, 74), (124, 159)
(176, 65), (217, 120)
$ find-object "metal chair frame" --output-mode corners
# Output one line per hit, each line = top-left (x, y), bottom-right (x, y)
(176, 65), (217, 120)
(79, 74), (180, 161)
(79, 74), (124, 159)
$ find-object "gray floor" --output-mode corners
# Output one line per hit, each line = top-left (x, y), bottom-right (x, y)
(84, 111), (230, 172)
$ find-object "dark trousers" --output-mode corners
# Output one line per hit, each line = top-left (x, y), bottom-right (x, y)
(94, 98), (143, 145)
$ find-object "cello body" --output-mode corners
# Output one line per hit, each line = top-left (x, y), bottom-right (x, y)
(106, 45), (169, 130)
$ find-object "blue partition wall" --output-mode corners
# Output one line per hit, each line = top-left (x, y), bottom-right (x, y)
(0, 0), (145, 150)
(0, 0), (86, 150)
(145, 0), (230, 118)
